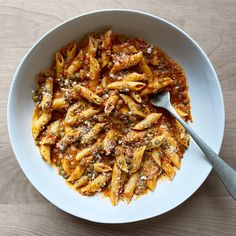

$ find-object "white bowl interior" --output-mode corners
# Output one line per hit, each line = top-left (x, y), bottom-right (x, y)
(8, 10), (224, 223)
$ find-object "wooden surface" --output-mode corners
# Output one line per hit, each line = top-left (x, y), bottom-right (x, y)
(0, 0), (236, 235)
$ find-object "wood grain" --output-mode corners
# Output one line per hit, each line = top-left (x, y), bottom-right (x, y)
(0, 0), (236, 235)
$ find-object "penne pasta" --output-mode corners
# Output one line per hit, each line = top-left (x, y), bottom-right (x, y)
(146, 133), (165, 150)
(51, 97), (67, 110)
(110, 52), (143, 74)
(89, 55), (100, 80)
(101, 51), (110, 68)
(175, 120), (190, 147)
(163, 130), (178, 148)
(79, 155), (94, 167)
(101, 30), (112, 67)
(80, 123), (105, 145)
(110, 163), (121, 205)
(93, 163), (112, 172)
(64, 102), (80, 124)
(56, 52), (64, 77)
(112, 43), (137, 54)
(40, 77), (53, 111)
(32, 108), (52, 139)
(132, 113), (162, 130)
(61, 158), (71, 176)
(80, 173), (111, 196)
(40, 120), (60, 145)
(107, 81), (146, 91)
(161, 158), (176, 179)
(165, 150), (181, 169)
(141, 158), (161, 191)
(87, 36), (98, 57)
(57, 129), (81, 151)
(102, 129), (116, 155)
(141, 77), (173, 96)
(66, 42), (77, 62)
(135, 177), (147, 195)
(125, 130), (147, 143)
(115, 146), (129, 173)
(73, 84), (103, 105)
(73, 176), (89, 189)
(130, 146), (146, 173)
(123, 173), (139, 203)
(151, 148), (162, 167)
(101, 76), (108, 90)
(130, 91), (142, 103)
(122, 72), (147, 82)
(76, 139), (101, 161)
(66, 106), (101, 126)
(67, 50), (83, 78)
(139, 56), (153, 82)
(102, 30), (112, 50)
(104, 92), (119, 115)
(119, 94), (146, 117)
(67, 165), (85, 182)
(146, 172), (159, 191)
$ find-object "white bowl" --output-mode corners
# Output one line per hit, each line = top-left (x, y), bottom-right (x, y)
(8, 9), (225, 223)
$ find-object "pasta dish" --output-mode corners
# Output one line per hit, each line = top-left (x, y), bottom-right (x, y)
(32, 30), (191, 205)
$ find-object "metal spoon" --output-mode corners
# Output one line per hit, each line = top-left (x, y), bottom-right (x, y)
(151, 91), (236, 199)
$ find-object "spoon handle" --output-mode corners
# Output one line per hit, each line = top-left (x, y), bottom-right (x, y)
(167, 106), (236, 199)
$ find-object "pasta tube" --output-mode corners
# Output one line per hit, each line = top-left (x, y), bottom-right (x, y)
(110, 52), (143, 74)
(107, 81), (145, 91)
(132, 113), (162, 130)
(73, 85), (103, 105)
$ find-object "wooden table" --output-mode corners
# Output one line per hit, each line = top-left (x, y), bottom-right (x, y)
(0, 0), (235, 235)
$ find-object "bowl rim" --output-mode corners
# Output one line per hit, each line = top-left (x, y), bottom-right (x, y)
(7, 9), (225, 224)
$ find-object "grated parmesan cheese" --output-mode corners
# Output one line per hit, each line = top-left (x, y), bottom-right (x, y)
(141, 176), (147, 180)
(147, 47), (152, 54)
